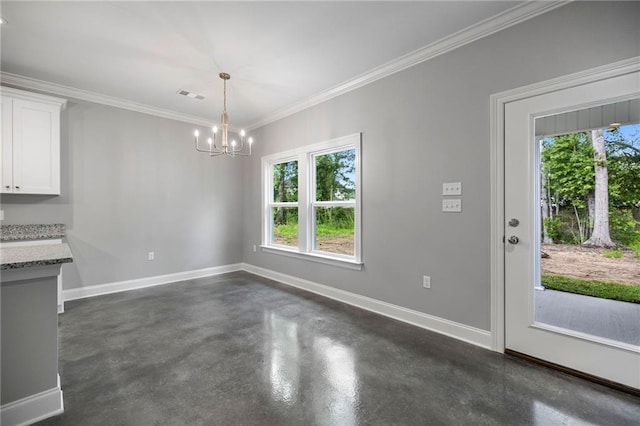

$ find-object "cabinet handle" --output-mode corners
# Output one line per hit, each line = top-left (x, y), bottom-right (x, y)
(4, 185), (9, 189)
(15, 186), (19, 189)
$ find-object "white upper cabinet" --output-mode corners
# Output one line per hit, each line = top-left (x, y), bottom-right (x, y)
(1, 88), (66, 195)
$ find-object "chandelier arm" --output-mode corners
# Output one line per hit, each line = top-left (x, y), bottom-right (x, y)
(196, 145), (223, 154)
(192, 72), (254, 158)
(194, 139), (209, 152)
(232, 139), (245, 153)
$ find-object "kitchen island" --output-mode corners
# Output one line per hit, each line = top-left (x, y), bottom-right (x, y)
(1, 226), (73, 426)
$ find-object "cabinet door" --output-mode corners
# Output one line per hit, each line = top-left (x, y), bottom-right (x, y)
(12, 99), (60, 194)
(1, 97), (13, 193)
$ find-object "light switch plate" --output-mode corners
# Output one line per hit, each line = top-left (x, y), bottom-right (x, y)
(443, 182), (462, 196)
(442, 199), (462, 212)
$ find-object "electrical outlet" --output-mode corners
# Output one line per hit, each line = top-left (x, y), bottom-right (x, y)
(442, 182), (462, 196)
(442, 199), (462, 212)
(423, 276), (431, 289)
(148, 251), (155, 261)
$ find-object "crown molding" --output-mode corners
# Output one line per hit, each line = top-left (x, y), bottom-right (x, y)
(246, 1), (571, 131)
(0, 1), (568, 132)
(0, 72), (215, 127)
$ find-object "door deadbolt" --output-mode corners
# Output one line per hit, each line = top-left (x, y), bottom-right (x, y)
(508, 218), (520, 227)
(508, 236), (519, 245)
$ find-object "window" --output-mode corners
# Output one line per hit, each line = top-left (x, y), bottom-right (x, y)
(262, 133), (361, 268)
(270, 159), (298, 248)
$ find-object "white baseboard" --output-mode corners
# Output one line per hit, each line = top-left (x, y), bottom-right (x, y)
(61, 262), (491, 350)
(242, 263), (492, 350)
(63, 263), (243, 301)
(0, 375), (63, 426)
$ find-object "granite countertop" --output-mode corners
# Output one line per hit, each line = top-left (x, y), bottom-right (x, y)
(0, 224), (66, 241)
(1, 243), (73, 270)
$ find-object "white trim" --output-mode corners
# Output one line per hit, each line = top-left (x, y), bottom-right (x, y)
(63, 263), (243, 301)
(260, 246), (363, 271)
(530, 322), (640, 354)
(246, 1), (569, 131)
(489, 56), (640, 352)
(58, 262), (488, 349)
(0, 375), (63, 426)
(0, 73), (214, 127)
(242, 263), (492, 349)
(262, 133), (362, 263)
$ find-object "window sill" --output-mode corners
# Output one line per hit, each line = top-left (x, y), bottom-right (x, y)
(260, 246), (363, 271)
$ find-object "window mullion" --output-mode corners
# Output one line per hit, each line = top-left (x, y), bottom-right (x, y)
(270, 202), (298, 208)
(262, 159), (270, 246)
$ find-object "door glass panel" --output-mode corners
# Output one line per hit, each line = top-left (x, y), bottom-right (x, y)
(535, 99), (640, 346)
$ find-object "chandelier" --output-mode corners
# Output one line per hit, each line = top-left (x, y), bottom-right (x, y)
(194, 72), (253, 157)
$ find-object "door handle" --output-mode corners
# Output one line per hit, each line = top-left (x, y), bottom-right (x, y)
(508, 236), (519, 245)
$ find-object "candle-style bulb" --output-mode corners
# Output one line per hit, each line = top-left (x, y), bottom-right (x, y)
(212, 126), (218, 134)
(248, 137), (254, 144)
(240, 129), (246, 137)
(194, 129), (199, 137)
(208, 138), (213, 145)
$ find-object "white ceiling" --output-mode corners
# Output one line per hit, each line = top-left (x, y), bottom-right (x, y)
(0, 1), (558, 130)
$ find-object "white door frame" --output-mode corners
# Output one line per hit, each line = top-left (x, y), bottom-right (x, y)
(489, 56), (640, 353)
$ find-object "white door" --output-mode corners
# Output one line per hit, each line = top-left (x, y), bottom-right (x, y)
(504, 70), (640, 390)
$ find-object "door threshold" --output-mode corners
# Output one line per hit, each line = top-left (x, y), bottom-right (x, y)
(505, 349), (640, 397)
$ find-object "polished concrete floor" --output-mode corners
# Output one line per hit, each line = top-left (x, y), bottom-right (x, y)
(39, 272), (640, 425)
(536, 288), (640, 346)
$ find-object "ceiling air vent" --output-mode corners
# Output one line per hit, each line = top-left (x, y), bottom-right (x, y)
(177, 89), (205, 100)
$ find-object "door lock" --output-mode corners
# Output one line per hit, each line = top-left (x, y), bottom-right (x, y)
(508, 235), (519, 245)
(508, 218), (520, 227)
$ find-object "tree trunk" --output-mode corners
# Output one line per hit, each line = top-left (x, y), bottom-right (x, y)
(586, 190), (595, 239)
(540, 140), (554, 244)
(583, 129), (616, 248)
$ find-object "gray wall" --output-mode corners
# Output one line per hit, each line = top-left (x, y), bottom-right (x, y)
(1, 100), (245, 289)
(242, 2), (640, 331)
(1, 2), (637, 328)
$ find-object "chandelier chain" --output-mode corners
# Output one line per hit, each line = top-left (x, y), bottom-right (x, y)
(223, 78), (227, 112)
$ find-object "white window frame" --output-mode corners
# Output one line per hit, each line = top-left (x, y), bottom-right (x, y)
(261, 133), (362, 270)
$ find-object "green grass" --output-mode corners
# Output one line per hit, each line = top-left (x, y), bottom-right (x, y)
(316, 224), (353, 237)
(603, 249), (623, 259)
(274, 223), (354, 239)
(630, 241), (640, 259)
(541, 274), (640, 304)
(274, 223), (298, 239)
